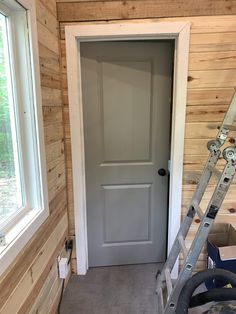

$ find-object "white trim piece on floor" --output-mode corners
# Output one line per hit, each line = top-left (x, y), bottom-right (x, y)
(65, 21), (190, 277)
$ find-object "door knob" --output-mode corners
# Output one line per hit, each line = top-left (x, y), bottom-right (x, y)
(158, 168), (167, 176)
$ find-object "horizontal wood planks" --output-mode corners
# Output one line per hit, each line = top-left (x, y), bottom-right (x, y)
(57, 0), (236, 22)
(0, 0), (68, 313)
(58, 9), (236, 273)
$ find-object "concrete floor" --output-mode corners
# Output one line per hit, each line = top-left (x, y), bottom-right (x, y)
(60, 263), (161, 314)
(60, 264), (213, 314)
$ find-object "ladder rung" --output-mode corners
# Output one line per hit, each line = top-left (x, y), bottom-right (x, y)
(223, 124), (236, 131)
(164, 268), (173, 298)
(156, 285), (164, 313)
(156, 272), (163, 293)
(207, 165), (222, 178)
(193, 203), (204, 219)
(154, 91), (236, 313)
(178, 235), (188, 259)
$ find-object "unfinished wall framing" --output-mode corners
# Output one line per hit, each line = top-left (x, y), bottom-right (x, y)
(57, 1), (236, 273)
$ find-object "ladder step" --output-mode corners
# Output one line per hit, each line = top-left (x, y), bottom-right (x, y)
(223, 124), (236, 131)
(154, 91), (236, 314)
(156, 275), (164, 314)
(178, 235), (188, 259)
(156, 285), (164, 313)
(164, 268), (173, 298)
(193, 202), (204, 219)
(207, 165), (222, 178)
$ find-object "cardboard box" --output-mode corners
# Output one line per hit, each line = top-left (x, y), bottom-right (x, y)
(207, 223), (236, 289)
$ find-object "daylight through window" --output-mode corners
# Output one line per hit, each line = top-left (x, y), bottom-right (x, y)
(0, 12), (23, 227)
(0, 0), (48, 273)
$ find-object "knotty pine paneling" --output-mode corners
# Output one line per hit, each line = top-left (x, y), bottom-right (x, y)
(58, 15), (236, 39)
(58, 9), (236, 273)
(189, 51), (236, 71)
(57, 0), (236, 22)
(0, 0), (68, 313)
(187, 88), (234, 105)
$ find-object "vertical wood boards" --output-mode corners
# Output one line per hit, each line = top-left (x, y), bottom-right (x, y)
(58, 11), (236, 273)
(0, 0), (68, 313)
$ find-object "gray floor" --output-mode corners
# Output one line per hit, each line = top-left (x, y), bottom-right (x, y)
(60, 263), (161, 314)
(60, 264), (213, 314)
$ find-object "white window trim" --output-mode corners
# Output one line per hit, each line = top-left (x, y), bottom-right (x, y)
(0, 0), (49, 275)
(65, 21), (190, 278)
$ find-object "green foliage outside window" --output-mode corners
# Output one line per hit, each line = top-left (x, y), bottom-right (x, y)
(0, 23), (15, 179)
(0, 17), (18, 216)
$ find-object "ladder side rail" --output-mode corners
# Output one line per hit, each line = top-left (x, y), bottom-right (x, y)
(156, 272), (164, 314)
(158, 150), (220, 281)
(189, 150), (221, 208)
(164, 150), (236, 314)
(178, 235), (188, 259)
(220, 91), (236, 127)
(156, 91), (236, 313)
(217, 91), (236, 144)
(164, 216), (214, 314)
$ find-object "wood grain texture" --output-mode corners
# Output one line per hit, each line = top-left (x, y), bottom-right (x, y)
(187, 88), (234, 105)
(0, 187), (67, 308)
(36, 0), (58, 36)
(28, 262), (60, 314)
(187, 69), (236, 89)
(17, 222), (68, 314)
(56, 0), (138, 2)
(190, 32), (236, 52)
(189, 51), (236, 71)
(58, 15), (236, 40)
(41, 0), (57, 17)
(57, 1), (236, 22)
(0, 1), (68, 313)
(1, 215), (67, 314)
(186, 105), (227, 122)
(59, 10), (236, 274)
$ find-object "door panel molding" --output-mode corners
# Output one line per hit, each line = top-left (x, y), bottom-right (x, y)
(65, 21), (190, 277)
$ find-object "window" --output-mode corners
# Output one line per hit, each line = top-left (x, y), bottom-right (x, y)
(0, 10), (23, 232)
(0, 0), (48, 274)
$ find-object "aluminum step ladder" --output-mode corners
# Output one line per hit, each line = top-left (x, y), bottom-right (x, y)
(156, 91), (236, 314)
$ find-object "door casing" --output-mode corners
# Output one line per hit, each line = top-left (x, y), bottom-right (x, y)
(65, 21), (190, 278)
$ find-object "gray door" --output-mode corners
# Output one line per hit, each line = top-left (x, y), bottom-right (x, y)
(81, 41), (173, 267)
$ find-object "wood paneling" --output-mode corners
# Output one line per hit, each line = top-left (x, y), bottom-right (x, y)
(186, 105), (227, 122)
(187, 88), (234, 106)
(57, 1), (236, 22)
(41, 0), (57, 17)
(36, 0), (58, 36)
(187, 69), (236, 88)
(189, 51), (236, 71)
(0, 1), (68, 313)
(190, 32), (236, 52)
(1, 215), (67, 314)
(29, 262), (61, 314)
(58, 15), (236, 39)
(58, 7), (236, 274)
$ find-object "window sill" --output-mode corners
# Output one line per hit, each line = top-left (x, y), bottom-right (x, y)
(0, 207), (49, 276)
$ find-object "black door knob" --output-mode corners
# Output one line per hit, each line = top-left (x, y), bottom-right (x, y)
(158, 168), (167, 176)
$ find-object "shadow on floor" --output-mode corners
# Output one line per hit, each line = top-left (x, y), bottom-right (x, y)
(60, 263), (162, 314)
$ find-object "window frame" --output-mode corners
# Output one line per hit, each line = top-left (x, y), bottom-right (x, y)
(0, 0), (49, 275)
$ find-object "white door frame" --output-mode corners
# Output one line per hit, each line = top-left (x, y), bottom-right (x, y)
(65, 21), (190, 276)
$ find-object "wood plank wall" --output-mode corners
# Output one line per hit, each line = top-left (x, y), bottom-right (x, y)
(0, 1), (69, 312)
(57, 1), (236, 272)
(57, 0), (236, 21)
